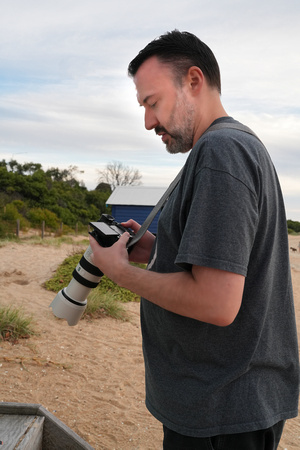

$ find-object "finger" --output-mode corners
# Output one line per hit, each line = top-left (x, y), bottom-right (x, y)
(121, 219), (141, 232)
(119, 231), (130, 244)
(89, 234), (100, 251)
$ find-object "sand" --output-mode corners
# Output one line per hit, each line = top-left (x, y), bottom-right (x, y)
(0, 235), (300, 449)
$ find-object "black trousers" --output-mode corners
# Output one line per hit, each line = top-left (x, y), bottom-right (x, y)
(163, 421), (285, 450)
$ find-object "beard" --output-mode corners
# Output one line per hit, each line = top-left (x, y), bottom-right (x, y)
(156, 93), (195, 154)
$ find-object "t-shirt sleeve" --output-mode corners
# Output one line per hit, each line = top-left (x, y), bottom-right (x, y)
(175, 167), (258, 276)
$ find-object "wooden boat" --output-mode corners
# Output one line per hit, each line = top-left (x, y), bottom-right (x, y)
(0, 402), (94, 449)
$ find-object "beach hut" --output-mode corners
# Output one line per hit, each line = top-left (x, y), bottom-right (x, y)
(106, 186), (166, 234)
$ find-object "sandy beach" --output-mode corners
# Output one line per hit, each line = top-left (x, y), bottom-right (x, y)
(0, 235), (300, 449)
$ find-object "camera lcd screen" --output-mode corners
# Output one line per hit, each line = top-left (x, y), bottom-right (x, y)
(90, 222), (119, 236)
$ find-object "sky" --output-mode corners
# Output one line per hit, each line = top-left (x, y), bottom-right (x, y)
(0, 0), (300, 220)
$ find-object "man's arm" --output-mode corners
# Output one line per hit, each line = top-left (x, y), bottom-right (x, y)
(89, 232), (245, 327)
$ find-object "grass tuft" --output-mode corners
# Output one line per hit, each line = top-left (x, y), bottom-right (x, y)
(84, 290), (129, 322)
(0, 306), (38, 342)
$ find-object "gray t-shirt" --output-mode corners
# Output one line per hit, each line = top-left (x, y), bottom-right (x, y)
(140, 117), (299, 437)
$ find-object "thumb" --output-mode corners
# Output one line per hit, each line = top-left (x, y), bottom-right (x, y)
(119, 231), (130, 245)
(89, 234), (98, 250)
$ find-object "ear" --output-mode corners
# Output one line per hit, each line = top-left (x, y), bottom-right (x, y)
(186, 66), (204, 95)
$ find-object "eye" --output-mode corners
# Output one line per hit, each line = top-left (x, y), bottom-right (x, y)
(150, 101), (157, 109)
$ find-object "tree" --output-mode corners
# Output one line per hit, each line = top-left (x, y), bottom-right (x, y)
(95, 182), (111, 192)
(287, 220), (300, 233)
(97, 161), (142, 191)
(6, 160), (42, 175)
(46, 165), (85, 188)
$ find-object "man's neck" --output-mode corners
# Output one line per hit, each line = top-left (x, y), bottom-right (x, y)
(193, 109), (228, 146)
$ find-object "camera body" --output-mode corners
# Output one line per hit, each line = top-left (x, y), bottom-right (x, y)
(89, 214), (135, 250)
(50, 214), (135, 326)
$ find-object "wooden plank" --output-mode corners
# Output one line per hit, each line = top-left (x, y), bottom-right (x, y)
(0, 403), (40, 416)
(0, 414), (43, 450)
(0, 414), (33, 449)
(17, 416), (44, 450)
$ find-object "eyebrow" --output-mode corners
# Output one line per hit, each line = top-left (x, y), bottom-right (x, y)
(140, 94), (154, 106)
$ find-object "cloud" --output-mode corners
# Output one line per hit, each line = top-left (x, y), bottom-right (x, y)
(0, 0), (299, 219)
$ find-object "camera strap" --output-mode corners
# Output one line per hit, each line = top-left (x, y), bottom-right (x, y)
(127, 121), (260, 249)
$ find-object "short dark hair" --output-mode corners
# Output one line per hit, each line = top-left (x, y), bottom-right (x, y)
(128, 30), (221, 94)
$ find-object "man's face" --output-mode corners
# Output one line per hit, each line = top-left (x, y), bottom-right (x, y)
(134, 56), (195, 154)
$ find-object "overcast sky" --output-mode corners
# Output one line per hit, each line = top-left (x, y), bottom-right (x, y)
(1, 0), (299, 220)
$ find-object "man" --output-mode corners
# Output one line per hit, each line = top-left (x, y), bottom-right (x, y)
(89, 31), (299, 449)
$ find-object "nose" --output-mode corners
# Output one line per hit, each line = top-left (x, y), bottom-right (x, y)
(144, 108), (159, 131)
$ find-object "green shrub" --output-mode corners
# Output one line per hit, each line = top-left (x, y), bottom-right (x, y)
(0, 306), (38, 342)
(11, 200), (26, 212)
(83, 290), (128, 321)
(0, 202), (30, 235)
(287, 220), (300, 234)
(3, 203), (19, 221)
(28, 207), (59, 230)
(0, 221), (11, 238)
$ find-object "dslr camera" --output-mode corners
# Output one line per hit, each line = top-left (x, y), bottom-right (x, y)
(50, 214), (135, 326)
(89, 214), (135, 248)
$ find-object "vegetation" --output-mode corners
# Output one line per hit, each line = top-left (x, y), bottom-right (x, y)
(0, 159), (112, 238)
(1, 158), (298, 239)
(287, 220), (300, 235)
(83, 290), (129, 321)
(0, 306), (38, 342)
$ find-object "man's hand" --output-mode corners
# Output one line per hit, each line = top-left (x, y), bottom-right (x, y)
(89, 232), (130, 286)
(88, 218), (155, 286)
(121, 219), (156, 264)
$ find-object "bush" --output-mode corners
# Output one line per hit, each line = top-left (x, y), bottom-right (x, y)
(83, 290), (128, 321)
(3, 203), (19, 221)
(0, 202), (30, 235)
(0, 306), (38, 342)
(287, 220), (300, 234)
(28, 207), (59, 230)
(11, 200), (27, 216)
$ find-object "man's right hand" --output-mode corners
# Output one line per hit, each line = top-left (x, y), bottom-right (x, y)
(121, 219), (156, 264)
